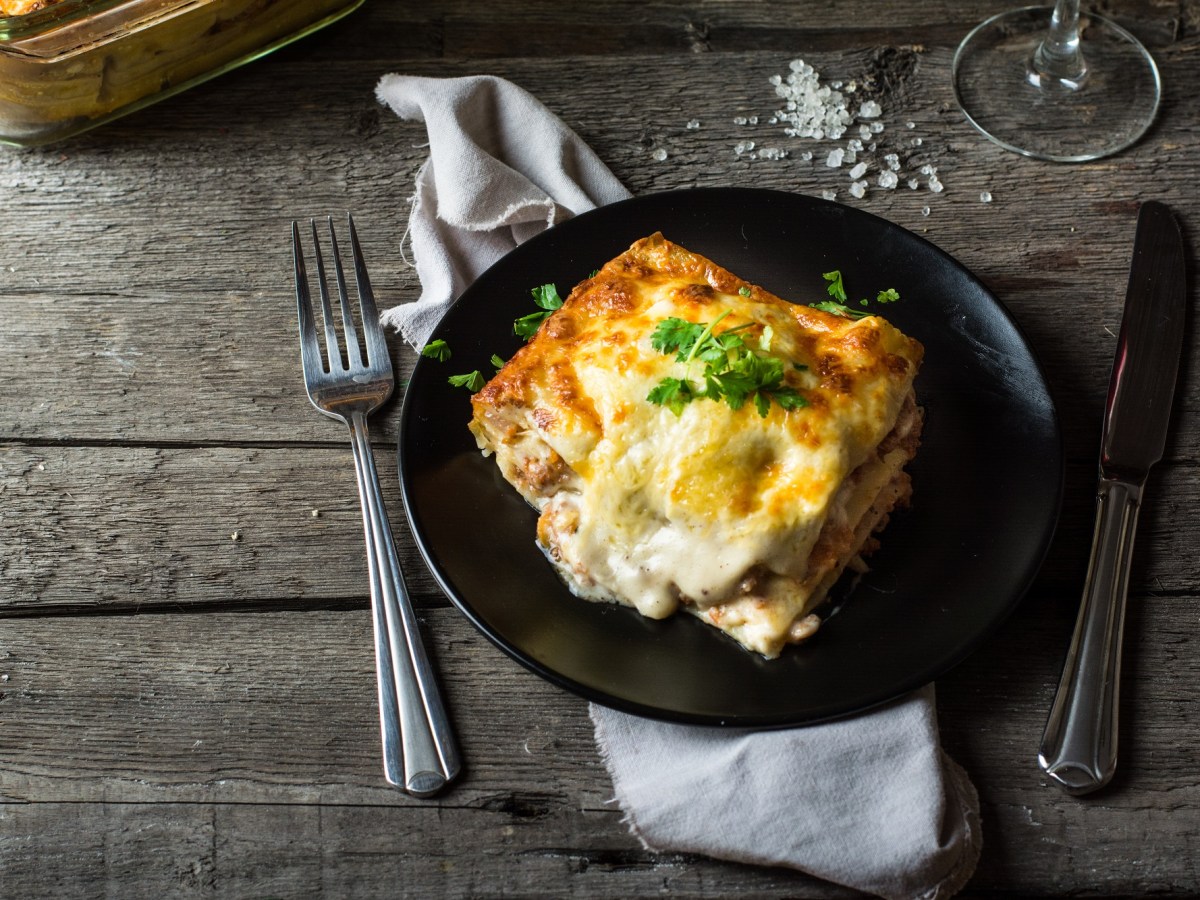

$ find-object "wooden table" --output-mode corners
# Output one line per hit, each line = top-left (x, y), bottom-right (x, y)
(2, 1), (1197, 895)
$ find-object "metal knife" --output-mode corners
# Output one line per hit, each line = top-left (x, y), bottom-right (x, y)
(1038, 200), (1187, 795)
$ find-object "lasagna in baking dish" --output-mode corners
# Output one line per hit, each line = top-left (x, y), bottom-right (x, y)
(468, 234), (923, 658)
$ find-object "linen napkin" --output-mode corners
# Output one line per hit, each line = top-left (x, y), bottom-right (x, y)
(376, 73), (982, 899)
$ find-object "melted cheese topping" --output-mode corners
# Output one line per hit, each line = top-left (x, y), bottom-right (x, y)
(469, 233), (923, 657)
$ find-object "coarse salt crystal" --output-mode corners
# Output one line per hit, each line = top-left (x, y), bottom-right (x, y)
(734, 116), (748, 125)
(921, 206), (931, 216)
(759, 147), (788, 160)
(906, 121), (916, 129)
(859, 125), (872, 140)
(884, 153), (901, 171)
(849, 161), (868, 179)
(879, 171), (899, 189)
(849, 180), (867, 198)
(652, 148), (668, 162)
(859, 100), (882, 118)
(735, 140), (755, 155)
(980, 191), (993, 202)
(826, 148), (845, 167)
(913, 137), (923, 146)
(848, 139), (863, 152)
(686, 119), (701, 130)
(907, 178), (919, 189)
(801, 151), (813, 161)
(870, 121), (885, 134)
(771, 58), (854, 142)
(821, 189), (837, 201)
(929, 177), (944, 193)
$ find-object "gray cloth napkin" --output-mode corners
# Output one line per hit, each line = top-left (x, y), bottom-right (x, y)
(376, 72), (982, 900)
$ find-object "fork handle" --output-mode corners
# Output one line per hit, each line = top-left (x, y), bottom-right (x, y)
(347, 410), (461, 796)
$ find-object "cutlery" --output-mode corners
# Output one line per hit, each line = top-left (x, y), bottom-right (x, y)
(292, 214), (460, 797)
(1039, 200), (1187, 794)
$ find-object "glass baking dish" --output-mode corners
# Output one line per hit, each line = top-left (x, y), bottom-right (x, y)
(0, 0), (362, 147)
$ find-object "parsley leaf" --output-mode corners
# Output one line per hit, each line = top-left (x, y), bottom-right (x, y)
(489, 354), (506, 371)
(646, 377), (697, 416)
(810, 300), (869, 319)
(513, 310), (550, 339)
(531, 283), (564, 311)
(876, 288), (900, 303)
(822, 270), (848, 302)
(738, 285), (752, 297)
(420, 339), (451, 362)
(650, 317), (706, 359)
(448, 370), (485, 392)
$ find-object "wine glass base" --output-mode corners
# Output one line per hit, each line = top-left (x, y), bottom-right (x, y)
(952, 6), (1161, 162)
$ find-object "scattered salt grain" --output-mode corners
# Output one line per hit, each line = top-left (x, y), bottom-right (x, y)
(849, 161), (868, 179)
(734, 140), (755, 156)
(884, 153), (901, 171)
(907, 178), (919, 190)
(859, 99), (882, 118)
(849, 180), (867, 199)
(652, 148), (668, 162)
(847, 138), (863, 152)
(801, 151), (813, 161)
(921, 206), (931, 216)
(906, 121), (916, 129)
(734, 116), (748, 125)
(821, 189), (837, 201)
(980, 191), (993, 203)
(686, 119), (701, 130)
(878, 171), (899, 189)
(912, 137), (923, 146)
(860, 125), (872, 140)
(748, 115), (759, 125)
(826, 148), (845, 167)
(928, 177), (944, 193)
(759, 147), (788, 160)
(870, 121), (885, 134)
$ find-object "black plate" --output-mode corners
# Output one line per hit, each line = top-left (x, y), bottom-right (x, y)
(399, 188), (1062, 726)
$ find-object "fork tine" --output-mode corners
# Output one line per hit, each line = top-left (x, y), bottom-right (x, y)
(326, 216), (365, 371)
(308, 218), (344, 373)
(347, 213), (389, 370)
(292, 220), (326, 379)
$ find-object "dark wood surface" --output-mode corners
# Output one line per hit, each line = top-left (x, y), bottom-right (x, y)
(3, 0), (1199, 895)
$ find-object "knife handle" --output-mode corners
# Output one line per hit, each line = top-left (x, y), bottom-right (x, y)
(1039, 476), (1142, 794)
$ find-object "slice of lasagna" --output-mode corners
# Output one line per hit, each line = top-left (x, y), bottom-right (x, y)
(468, 233), (923, 658)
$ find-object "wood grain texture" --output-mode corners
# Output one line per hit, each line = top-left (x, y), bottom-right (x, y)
(2, 0), (1199, 895)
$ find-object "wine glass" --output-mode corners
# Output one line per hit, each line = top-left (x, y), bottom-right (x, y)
(952, 2), (1161, 162)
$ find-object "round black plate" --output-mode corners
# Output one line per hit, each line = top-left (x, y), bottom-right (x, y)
(398, 188), (1063, 726)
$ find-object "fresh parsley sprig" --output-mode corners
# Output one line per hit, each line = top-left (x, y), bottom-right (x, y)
(646, 312), (808, 419)
(814, 270), (901, 319)
(513, 283), (564, 339)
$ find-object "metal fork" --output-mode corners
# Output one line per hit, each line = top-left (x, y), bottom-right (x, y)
(292, 214), (459, 797)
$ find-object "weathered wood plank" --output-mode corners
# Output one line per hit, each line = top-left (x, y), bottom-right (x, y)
(0, 45), (1196, 465)
(2, 602), (1200, 896)
(0, 442), (1195, 615)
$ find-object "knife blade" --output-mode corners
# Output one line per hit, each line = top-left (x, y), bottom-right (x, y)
(1039, 200), (1187, 794)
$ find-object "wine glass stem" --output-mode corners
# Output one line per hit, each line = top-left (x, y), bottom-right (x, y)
(1032, 0), (1087, 88)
